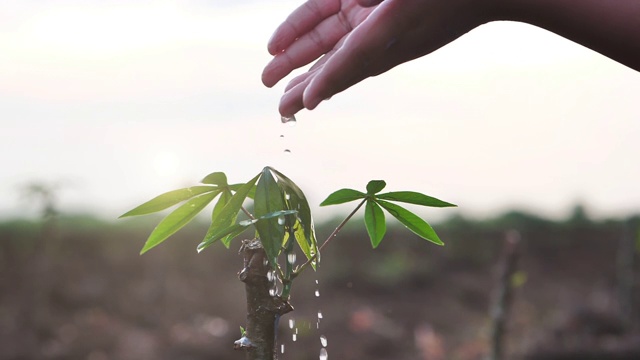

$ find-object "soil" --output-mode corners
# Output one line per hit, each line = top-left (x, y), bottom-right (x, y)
(0, 213), (638, 360)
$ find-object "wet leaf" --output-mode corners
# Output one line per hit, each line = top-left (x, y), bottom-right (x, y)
(364, 200), (386, 248)
(376, 199), (444, 246)
(269, 167), (318, 264)
(320, 189), (366, 206)
(377, 191), (456, 208)
(254, 168), (285, 268)
(120, 186), (218, 218)
(366, 180), (386, 195)
(140, 191), (218, 254)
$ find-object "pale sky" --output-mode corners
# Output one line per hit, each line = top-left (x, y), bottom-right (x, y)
(1, 0), (639, 222)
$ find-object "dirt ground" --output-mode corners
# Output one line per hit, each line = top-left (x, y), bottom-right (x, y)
(1, 212), (639, 360)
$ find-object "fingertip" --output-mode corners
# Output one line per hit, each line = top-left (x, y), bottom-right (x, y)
(302, 86), (322, 111)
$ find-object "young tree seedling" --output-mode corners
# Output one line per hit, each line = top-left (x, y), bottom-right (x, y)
(121, 166), (455, 359)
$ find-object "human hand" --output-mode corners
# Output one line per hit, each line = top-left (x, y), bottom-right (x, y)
(262, 0), (492, 117)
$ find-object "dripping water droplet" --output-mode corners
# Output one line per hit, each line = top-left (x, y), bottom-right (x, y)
(288, 319), (295, 329)
(278, 215), (286, 225)
(292, 334), (297, 342)
(320, 335), (328, 347)
(319, 347), (328, 360)
(315, 289), (320, 297)
(281, 344), (285, 354)
(317, 311), (323, 319)
(287, 253), (297, 265)
(281, 115), (297, 125)
(315, 279), (319, 285)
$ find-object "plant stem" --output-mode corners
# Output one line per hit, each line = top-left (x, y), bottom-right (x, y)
(294, 198), (367, 276)
(241, 206), (256, 220)
(234, 239), (293, 359)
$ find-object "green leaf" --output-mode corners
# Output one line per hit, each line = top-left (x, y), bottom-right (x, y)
(140, 191), (218, 254)
(210, 190), (235, 247)
(366, 180), (386, 195)
(201, 172), (228, 186)
(376, 199), (444, 246)
(377, 191), (456, 208)
(230, 183), (256, 199)
(198, 223), (247, 252)
(320, 188), (366, 206)
(120, 186), (218, 218)
(365, 200), (386, 248)
(269, 167), (318, 264)
(254, 168), (286, 268)
(202, 174), (260, 248)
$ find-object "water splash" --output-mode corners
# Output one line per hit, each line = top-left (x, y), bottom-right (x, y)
(320, 335), (327, 347)
(319, 347), (328, 360)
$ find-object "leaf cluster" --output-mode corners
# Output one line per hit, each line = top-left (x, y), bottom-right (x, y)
(321, 180), (455, 248)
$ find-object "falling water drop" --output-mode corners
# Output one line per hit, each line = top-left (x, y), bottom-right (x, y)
(285, 192), (291, 200)
(269, 288), (276, 296)
(317, 311), (323, 319)
(295, 328), (298, 334)
(320, 335), (328, 347)
(267, 271), (274, 282)
(319, 347), (328, 360)
(287, 253), (297, 265)
(281, 344), (285, 354)
(281, 115), (297, 126)
(315, 279), (319, 285)
(288, 319), (295, 329)
(315, 289), (320, 297)
(292, 334), (297, 342)
(278, 215), (286, 225)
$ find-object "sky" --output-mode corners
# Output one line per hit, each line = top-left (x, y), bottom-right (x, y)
(1, 0), (639, 223)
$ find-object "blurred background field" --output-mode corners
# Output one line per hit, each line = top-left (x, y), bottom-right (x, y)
(2, 207), (639, 360)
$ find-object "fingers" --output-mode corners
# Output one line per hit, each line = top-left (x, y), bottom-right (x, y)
(267, 0), (342, 55)
(302, 3), (400, 110)
(357, 0), (384, 7)
(262, 14), (352, 87)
